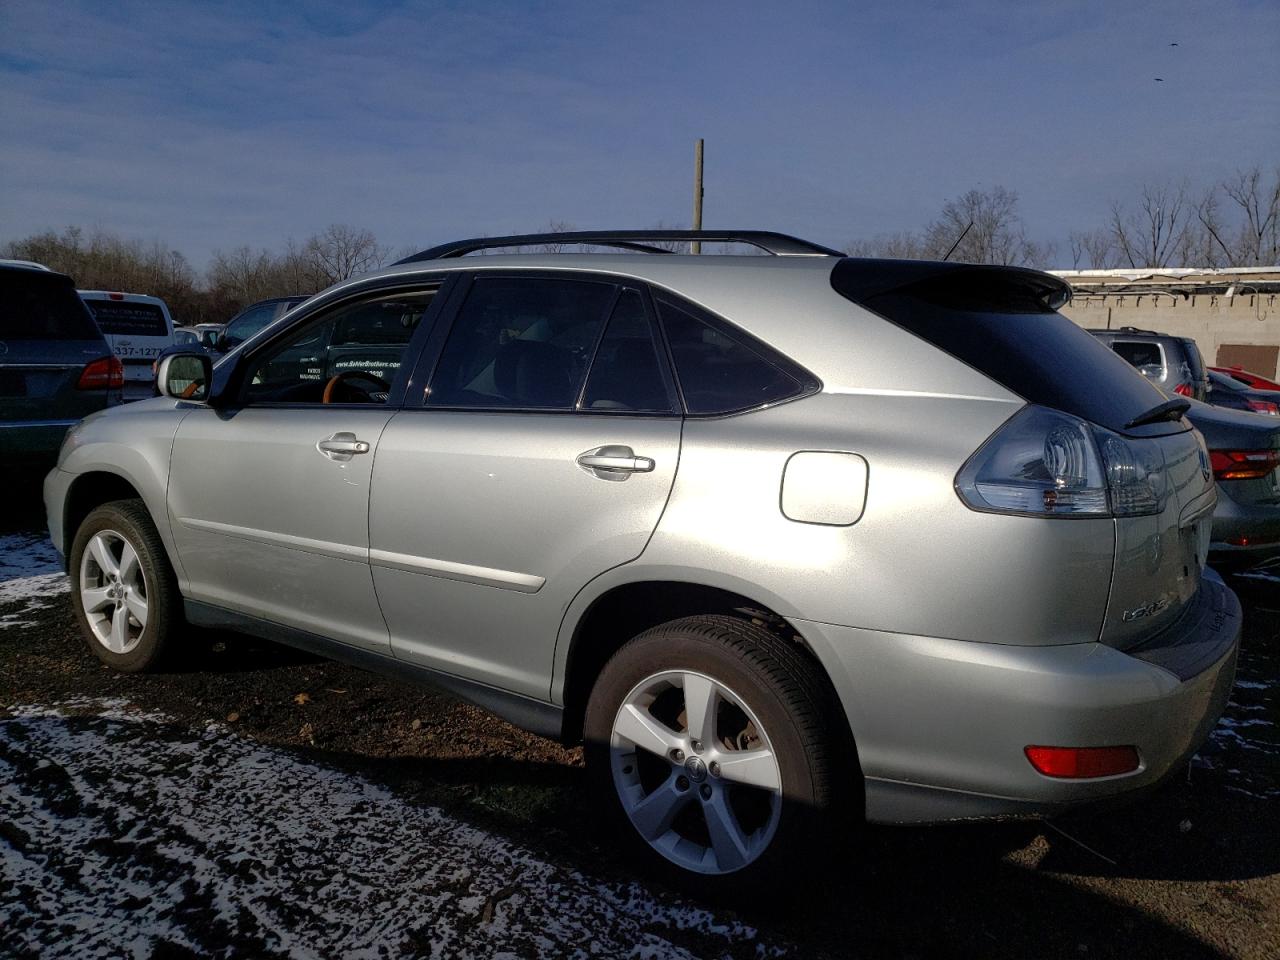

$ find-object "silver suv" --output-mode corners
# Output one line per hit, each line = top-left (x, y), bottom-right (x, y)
(44, 231), (1241, 893)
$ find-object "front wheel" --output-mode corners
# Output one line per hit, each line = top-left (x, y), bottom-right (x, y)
(584, 615), (851, 895)
(69, 498), (181, 672)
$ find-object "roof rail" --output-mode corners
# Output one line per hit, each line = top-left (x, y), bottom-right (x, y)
(395, 230), (845, 264)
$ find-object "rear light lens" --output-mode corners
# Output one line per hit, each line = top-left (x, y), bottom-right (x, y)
(956, 406), (1168, 517)
(1025, 745), (1141, 779)
(1173, 383), (1194, 397)
(1245, 399), (1280, 416)
(77, 355), (124, 390)
(1209, 449), (1280, 480)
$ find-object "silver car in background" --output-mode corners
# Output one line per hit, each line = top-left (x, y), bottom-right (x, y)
(44, 230), (1241, 894)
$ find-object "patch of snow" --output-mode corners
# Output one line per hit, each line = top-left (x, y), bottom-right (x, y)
(0, 698), (793, 960)
(0, 534), (69, 629)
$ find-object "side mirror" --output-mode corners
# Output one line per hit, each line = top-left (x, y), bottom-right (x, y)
(157, 353), (213, 402)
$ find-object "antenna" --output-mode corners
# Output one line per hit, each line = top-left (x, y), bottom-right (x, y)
(942, 220), (974, 262)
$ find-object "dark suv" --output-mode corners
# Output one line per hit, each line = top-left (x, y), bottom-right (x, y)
(1089, 326), (1210, 401)
(1, 262), (123, 469)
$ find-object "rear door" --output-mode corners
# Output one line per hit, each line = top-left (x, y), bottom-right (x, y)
(369, 274), (682, 699)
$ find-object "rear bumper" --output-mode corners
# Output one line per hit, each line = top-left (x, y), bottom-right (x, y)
(0, 418), (80, 457)
(792, 569), (1241, 824)
(1208, 481), (1280, 564)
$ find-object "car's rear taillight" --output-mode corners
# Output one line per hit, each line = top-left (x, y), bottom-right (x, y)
(1173, 383), (1194, 397)
(1209, 449), (1280, 480)
(1025, 745), (1141, 779)
(77, 355), (124, 390)
(955, 405), (1168, 518)
(1245, 399), (1280, 416)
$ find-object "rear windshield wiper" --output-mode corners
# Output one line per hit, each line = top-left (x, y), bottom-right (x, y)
(1125, 398), (1191, 429)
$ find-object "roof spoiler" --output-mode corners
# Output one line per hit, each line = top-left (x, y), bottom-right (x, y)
(831, 259), (1072, 310)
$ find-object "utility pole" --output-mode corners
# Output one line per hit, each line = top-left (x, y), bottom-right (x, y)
(692, 138), (704, 254)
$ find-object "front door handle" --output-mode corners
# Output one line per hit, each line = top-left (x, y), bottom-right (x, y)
(577, 445), (655, 481)
(317, 432), (371, 462)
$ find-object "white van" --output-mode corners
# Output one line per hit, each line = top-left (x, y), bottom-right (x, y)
(78, 291), (176, 397)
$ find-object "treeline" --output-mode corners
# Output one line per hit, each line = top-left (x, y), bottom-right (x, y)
(846, 165), (1279, 271)
(6, 166), (1277, 325)
(2, 224), (393, 325)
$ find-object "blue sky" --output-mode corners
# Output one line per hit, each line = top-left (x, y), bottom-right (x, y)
(2, 0), (1278, 268)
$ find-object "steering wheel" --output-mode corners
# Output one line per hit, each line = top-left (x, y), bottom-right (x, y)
(322, 370), (391, 404)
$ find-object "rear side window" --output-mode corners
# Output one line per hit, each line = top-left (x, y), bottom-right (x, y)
(837, 267), (1168, 434)
(655, 296), (807, 415)
(84, 300), (169, 337)
(0, 270), (101, 340)
(581, 289), (675, 413)
(426, 277), (615, 410)
(1110, 340), (1163, 374)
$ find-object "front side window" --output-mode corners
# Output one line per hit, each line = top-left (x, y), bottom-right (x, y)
(426, 277), (615, 409)
(244, 289), (434, 405)
(224, 303), (281, 348)
(656, 296), (804, 415)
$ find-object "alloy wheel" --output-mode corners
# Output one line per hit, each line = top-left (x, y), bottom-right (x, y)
(79, 529), (149, 655)
(610, 670), (782, 875)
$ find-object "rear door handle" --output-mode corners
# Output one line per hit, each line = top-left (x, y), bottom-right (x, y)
(577, 445), (655, 480)
(317, 432), (370, 462)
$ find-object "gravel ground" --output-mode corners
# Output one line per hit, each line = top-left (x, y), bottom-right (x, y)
(1, 491), (1277, 959)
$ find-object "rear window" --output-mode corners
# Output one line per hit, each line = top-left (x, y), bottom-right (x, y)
(835, 266), (1169, 434)
(83, 299), (169, 337)
(0, 270), (102, 340)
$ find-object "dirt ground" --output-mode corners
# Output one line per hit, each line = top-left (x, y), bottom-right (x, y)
(2, 484), (1277, 959)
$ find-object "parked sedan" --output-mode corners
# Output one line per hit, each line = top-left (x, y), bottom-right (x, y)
(1181, 395), (1280, 566)
(1205, 368), (1280, 416)
(1210, 365), (1280, 391)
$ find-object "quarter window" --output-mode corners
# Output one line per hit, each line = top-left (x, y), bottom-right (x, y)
(426, 277), (615, 410)
(243, 289), (434, 405)
(656, 297), (804, 415)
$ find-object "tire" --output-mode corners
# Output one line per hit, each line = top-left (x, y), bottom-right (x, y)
(69, 498), (181, 673)
(583, 615), (852, 898)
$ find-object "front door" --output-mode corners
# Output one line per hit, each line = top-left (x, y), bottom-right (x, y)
(369, 276), (682, 698)
(168, 286), (439, 653)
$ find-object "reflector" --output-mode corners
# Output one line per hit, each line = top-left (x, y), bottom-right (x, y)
(1024, 745), (1140, 779)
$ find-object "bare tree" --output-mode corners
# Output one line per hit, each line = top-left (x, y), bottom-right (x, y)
(1067, 228), (1119, 270)
(843, 231), (930, 259)
(921, 186), (1049, 266)
(305, 224), (389, 285)
(1221, 166), (1280, 266)
(1109, 181), (1192, 269)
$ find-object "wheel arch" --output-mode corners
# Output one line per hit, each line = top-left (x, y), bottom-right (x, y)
(59, 464), (182, 585)
(556, 577), (854, 757)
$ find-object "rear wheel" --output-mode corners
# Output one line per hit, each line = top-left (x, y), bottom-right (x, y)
(70, 499), (181, 672)
(584, 615), (849, 895)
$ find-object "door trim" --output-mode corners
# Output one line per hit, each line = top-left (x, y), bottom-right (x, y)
(176, 516), (367, 562)
(369, 547), (545, 593)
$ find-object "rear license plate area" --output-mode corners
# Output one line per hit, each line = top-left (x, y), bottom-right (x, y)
(0, 371), (27, 398)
